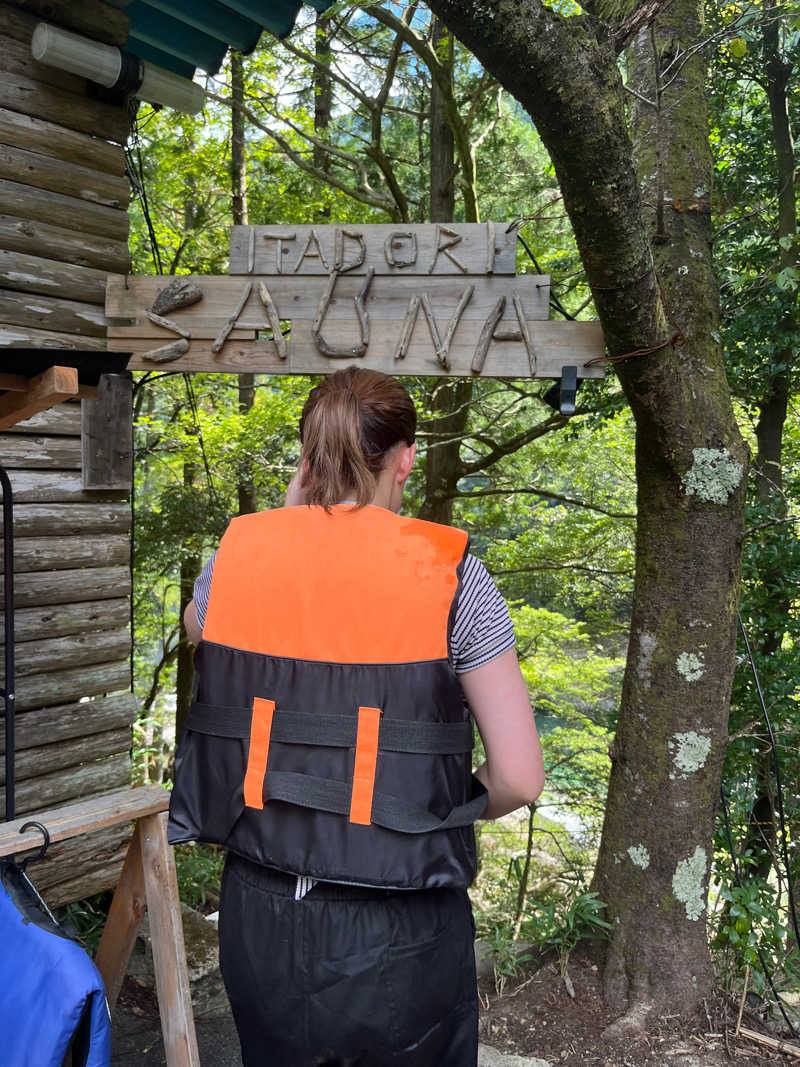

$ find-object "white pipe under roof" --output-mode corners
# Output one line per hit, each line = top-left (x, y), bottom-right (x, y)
(31, 22), (205, 114)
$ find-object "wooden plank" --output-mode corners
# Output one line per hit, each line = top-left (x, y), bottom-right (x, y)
(0, 287), (106, 338)
(231, 222), (517, 276)
(0, 533), (129, 571)
(105, 272), (601, 378)
(0, 784), (169, 854)
(0, 249), (109, 305)
(0, 179), (129, 241)
(22, 823), (131, 892)
(107, 272), (549, 322)
(0, 751), (131, 819)
(0, 365), (79, 429)
(0, 143), (129, 210)
(0, 627), (131, 678)
(0, 373), (27, 390)
(0, 469), (128, 502)
(0, 213), (129, 272)
(1, 1), (130, 47)
(0, 432), (82, 467)
(95, 824), (146, 1010)
(0, 501), (129, 535)
(0, 72), (129, 144)
(2, 565), (131, 606)
(0, 692), (137, 752)
(0, 726), (131, 786)
(112, 322), (606, 379)
(139, 811), (201, 1067)
(1, 597), (130, 642)
(82, 374), (132, 490)
(4, 658), (131, 711)
(0, 105), (125, 176)
(0, 321), (107, 350)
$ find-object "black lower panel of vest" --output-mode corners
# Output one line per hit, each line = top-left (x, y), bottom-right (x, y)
(167, 646), (481, 890)
(218, 856), (479, 1067)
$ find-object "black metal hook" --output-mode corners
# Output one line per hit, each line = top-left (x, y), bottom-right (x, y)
(18, 821), (50, 870)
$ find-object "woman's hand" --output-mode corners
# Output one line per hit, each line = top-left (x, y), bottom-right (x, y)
(285, 462), (309, 507)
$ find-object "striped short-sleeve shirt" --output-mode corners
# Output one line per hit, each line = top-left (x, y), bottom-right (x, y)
(193, 550), (515, 673)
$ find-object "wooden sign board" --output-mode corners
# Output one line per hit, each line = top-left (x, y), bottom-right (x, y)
(105, 223), (605, 380)
(229, 222), (517, 276)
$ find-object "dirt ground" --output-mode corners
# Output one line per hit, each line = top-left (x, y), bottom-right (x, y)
(477, 949), (800, 1067)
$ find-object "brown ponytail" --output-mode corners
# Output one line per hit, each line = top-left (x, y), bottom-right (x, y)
(298, 367), (416, 509)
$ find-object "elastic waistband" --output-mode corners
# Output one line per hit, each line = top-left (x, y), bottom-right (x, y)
(225, 852), (410, 901)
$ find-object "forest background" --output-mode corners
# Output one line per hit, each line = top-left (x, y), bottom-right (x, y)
(118, 0), (799, 1032)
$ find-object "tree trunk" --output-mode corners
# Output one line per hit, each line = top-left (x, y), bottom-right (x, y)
(418, 18), (472, 526)
(313, 14), (333, 181)
(422, 0), (748, 1025)
(176, 460), (199, 741)
(737, 14), (797, 899)
(231, 49), (258, 516)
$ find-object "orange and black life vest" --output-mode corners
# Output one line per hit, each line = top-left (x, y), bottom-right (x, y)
(167, 504), (488, 889)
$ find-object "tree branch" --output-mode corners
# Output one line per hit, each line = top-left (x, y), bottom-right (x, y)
(454, 486), (636, 518)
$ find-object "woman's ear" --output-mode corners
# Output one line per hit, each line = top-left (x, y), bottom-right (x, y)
(396, 443), (416, 484)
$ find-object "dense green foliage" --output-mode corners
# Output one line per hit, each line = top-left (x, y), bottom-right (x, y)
(125, 1), (798, 1004)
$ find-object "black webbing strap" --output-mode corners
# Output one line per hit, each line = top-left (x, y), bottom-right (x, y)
(187, 703), (473, 755)
(262, 770), (488, 834)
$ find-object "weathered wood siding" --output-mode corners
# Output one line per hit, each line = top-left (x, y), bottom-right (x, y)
(1, 1), (134, 905)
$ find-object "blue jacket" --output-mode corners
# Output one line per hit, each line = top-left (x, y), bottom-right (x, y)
(0, 860), (111, 1067)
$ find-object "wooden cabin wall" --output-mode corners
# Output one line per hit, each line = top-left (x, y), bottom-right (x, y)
(0, 0), (136, 906)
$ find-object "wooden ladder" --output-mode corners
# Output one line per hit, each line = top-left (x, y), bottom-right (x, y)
(0, 785), (200, 1066)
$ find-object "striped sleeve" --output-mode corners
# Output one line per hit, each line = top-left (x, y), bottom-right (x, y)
(451, 554), (516, 673)
(193, 551), (217, 629)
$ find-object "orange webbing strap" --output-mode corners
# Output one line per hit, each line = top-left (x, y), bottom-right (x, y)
(349, 706), (382, 825)
(243, 697), (275, 810)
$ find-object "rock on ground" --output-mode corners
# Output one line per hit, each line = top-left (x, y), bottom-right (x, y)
(479, 1046), (553, 1067)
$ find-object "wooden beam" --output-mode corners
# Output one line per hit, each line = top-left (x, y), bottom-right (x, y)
(95, 824), (147, 1011)
(0, 785), (169, 856)
(139, 812), (201, 1066)
(82, 373), (132, 490)
(0, 692), (137, 752)
(0, 71), (130, 145)
(0, 365), (78, 429)
(1, 564), (131, 607)
(0, 373), (28, 391)
(0, 212), (130, 272)
(0, 105), (125, 176)
(0, 250), (108, 305)
(0, 179), (130, 242)
(0, 502), (129, 537)
(0, 144), (128, 210)
(0, 751), (131, 819)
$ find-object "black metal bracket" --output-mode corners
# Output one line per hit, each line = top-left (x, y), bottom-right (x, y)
(542, 365), (579, 416)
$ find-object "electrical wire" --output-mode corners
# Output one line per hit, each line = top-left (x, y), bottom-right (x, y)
(183, 373), (224, 518)
(516, 233), (576, 322)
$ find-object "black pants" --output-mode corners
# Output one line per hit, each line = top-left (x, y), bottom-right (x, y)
(218, 854), (478, 1067)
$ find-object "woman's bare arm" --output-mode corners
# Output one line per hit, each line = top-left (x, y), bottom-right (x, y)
(184, 599), (202, 645)
(459, 647), (545, 819)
